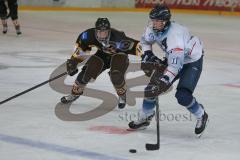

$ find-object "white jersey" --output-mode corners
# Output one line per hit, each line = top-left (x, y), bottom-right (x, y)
(141, 22), (203, 82)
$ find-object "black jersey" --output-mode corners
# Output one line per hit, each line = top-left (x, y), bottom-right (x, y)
(71, 28), (140, 61)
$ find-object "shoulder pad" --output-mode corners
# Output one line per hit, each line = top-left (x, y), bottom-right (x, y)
(81, 32), (88, 40)
(145, 27), (155, 42)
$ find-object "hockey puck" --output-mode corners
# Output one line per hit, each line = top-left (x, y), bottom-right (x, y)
(129, 149), (137, 153)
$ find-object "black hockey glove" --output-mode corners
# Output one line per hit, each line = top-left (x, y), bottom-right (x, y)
(145, 74), (172, 98)
(141, 50), (154, 63)
(66, 59), (78, 76)
(141, 51), (167, 77)
(153, 75), (171, 94)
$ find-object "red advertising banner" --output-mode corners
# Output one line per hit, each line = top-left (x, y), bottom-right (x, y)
(135, 0), (240, 12)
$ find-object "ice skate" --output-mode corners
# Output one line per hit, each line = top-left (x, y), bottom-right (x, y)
(195, 107), (209, 138)
(2, 23), (7, 34)
(15, 25), (22, 35)
(128, 111), (155, 130)
(118, 93), (126, 109)
(61, 94), (80, 104)
(61, 82), (83, 104)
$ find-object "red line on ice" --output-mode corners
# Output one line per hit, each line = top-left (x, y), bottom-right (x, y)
(223, 83), (240, 88)
(88, 126), (134, 135)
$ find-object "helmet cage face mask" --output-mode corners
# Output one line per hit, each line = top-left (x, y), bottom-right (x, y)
(95, 18), (111, 45)
(148, 19), (167, 33)
(149, 5), (171, 33)
(95, 29), (111, 45)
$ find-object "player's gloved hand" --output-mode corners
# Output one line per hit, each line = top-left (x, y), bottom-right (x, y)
(141, 51), (167, 77)
(141, 50), (156, 76)
(66, 59), (78, 76)
(141, 50), (154, 63)
(145, 74), (172, 98)
(160, 57), (168, 66)
(154, 75), (171, 93)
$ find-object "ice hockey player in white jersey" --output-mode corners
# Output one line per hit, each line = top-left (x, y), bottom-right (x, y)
(128, 4), (209, 137)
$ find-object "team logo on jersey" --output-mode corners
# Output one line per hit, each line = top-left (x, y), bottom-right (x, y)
(102, 41), (117, 54)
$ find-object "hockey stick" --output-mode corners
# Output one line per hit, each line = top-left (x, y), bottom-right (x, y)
(0, 72), (67, 105)
(146, 96), (160, 150)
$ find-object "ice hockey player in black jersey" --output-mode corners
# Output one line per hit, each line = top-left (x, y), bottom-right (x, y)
(61, 18), (141, 109)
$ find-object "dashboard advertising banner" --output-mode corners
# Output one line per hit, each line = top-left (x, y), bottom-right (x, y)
(135, 0), (240, 12)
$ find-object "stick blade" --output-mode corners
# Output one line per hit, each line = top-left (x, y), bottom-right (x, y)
(145, 143), (159, 150)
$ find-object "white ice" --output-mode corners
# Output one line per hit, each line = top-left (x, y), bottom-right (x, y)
(0, 11), (240, 160)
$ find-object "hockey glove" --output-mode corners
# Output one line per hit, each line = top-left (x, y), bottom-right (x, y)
(154, 75), (171, 94)
(66, 59), (78, 76)
(145, 75), (171, 98)
(141, 51), (167, 77)
(141, 50), (154, 63)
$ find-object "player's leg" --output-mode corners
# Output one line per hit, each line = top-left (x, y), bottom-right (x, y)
(109, 53), (129, 109)
(8, 0), (21, 35)
(61, 53), (106, 104)
(0, 1), (8, 34)
(175, 56), (208, 136)
(128, 69), (164, 129)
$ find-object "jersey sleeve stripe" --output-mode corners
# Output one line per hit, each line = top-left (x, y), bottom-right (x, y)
(189, 42), (197, 55)
(165, 69), (177, 77)
(172, 48), (184, 52)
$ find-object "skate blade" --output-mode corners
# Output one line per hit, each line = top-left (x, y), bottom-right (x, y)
(196, 119), (209, 138)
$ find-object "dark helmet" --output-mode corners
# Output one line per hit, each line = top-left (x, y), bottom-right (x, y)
(95, 18), (111, 30)
(95, 18), (111, 45)
(149, 5), (171, 33)
(149, 4), (171, 21)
